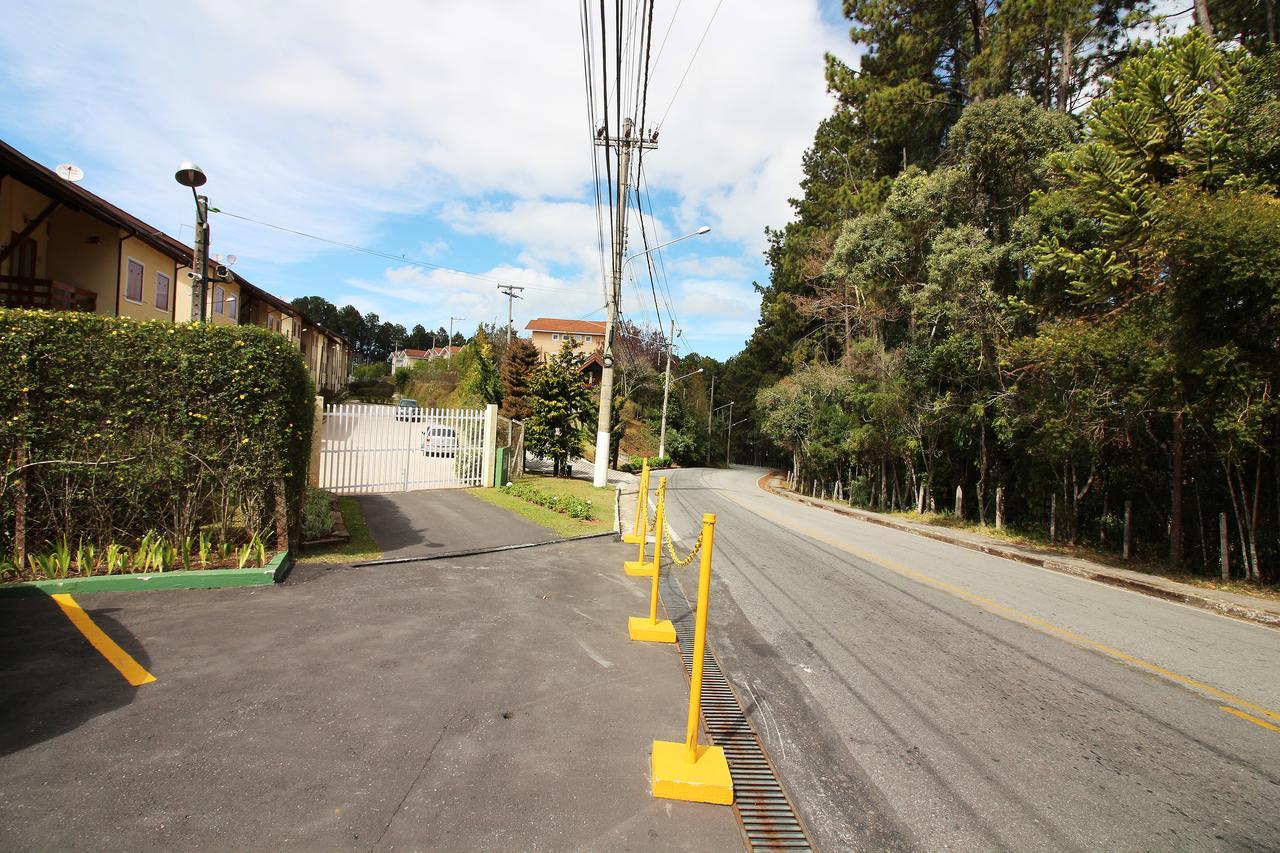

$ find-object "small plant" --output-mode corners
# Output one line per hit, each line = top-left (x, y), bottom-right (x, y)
(218, 541), (231, 563)
(302, 488), (336, 540)
(105, 543), (127, 575)
(249, 532), (268, 568)
(133, 531), (158, 573)
(179, 536), (194, 570)
(28, 553), (56, 580)
(76, 541), (97, 576)
(197, 532), (212, 567)
(236, 543), (255, 569)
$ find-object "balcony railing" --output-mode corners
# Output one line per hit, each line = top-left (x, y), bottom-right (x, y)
(0, 276), (97, 313)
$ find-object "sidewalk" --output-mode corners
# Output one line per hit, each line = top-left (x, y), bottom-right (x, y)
(762, 474), (1280, 629)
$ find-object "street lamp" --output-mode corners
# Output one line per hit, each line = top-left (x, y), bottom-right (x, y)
(728, 415), (749, 469)
(711, 400), (733, 469)
(174, 161), (210, 322)
(658, 364), (702, 460)
(594, 225), (711, 487)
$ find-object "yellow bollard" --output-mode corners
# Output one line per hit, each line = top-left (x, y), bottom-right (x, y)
(624, 470), (659, 578)
(628, 477), (675, 643)
(621, 459), (650, 544)
(651, 513), (733, 805)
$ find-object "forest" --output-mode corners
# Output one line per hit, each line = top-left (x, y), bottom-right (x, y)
(713, 1), (1280, 582)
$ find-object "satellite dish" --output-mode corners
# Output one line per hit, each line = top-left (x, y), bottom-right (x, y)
(225, 254), (238, 266)
(210, 253), (224, 263)
(55, 164), (84, 183)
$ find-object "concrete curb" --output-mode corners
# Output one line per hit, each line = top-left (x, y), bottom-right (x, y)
(760, 475), (1280, 630)
(0, 550), (292, 597)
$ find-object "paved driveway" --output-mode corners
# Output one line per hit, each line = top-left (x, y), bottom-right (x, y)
(0, 496), (742, 851)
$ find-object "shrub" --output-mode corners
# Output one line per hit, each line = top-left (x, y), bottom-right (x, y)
(619, 455), (671, 474)
(500, 481), (595, 520)
(301, 487), (335, 540)
(0, 309), (314, 568)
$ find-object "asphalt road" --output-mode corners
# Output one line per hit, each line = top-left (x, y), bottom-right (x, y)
(659, 465), (1280, 852)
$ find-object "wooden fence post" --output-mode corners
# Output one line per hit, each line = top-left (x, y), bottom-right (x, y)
(1219, 512), (1230, 581)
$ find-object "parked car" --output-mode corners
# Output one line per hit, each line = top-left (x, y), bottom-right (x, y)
(421, 424), (459, 457)
(395, 399), (423, 422)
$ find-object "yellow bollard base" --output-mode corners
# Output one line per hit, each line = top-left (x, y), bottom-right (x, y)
(651, 741), (734, 805)
(628, 616), (676, 643)
(622, 531), (644, 544)
(624, 560), (656, 577)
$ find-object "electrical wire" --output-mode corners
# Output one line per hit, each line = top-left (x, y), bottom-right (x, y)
(655, 0), (725, 129)
(211, 209), (579, 294)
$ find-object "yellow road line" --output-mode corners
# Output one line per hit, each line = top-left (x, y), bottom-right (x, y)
(725, 492), (1280, 728)
(1219, 706), (1280, 733)
(50, 594), (156, 686)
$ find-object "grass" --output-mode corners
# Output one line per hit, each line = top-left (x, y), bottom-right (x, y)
(888, 509), (1280, 602)
(295, 496), (382, 564)
(468, 475), (615, 538)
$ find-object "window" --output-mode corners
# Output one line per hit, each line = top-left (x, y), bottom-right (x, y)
(552, 333), (560, 340)
(155, 272), (170, 311)
(125, 259), (144, 303)
(213, 285), (225, 315)
(584, 336), (592, 343)
(227, 291), (237, 320)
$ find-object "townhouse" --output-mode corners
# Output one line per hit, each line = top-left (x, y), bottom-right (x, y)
(0, 139), (351, 393)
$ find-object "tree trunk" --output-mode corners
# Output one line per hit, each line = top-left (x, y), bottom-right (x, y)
(1269, 0), (1277, 44)
(977, 420), (988, 526)
(1194, 0), (1214, 38)
(995, 485), (1005, 530)
(1050, 491), (1058, 543)
(1057, 27), (1074, 112)
(1170, 410), (1185, 569)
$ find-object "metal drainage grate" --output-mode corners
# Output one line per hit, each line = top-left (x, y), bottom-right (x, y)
(660, 572), (813, 852)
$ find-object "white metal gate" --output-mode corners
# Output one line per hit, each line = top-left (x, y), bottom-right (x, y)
(319, 403), (488, 493)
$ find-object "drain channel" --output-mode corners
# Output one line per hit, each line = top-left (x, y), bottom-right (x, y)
(660, 571), (813, 852)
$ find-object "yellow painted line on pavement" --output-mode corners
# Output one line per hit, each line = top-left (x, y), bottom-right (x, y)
(724, 491), (1280, 729)
(1219, 706), (1280, 734)
(51, 594), (156, 686)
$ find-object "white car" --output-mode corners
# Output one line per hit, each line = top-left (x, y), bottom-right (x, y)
(421, 424), (459, 457)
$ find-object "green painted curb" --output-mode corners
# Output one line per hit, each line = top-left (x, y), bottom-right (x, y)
(0, 551), (292, 597)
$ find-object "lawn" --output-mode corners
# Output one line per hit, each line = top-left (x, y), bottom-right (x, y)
(296, 496), (382, 564)
(468, 475), (615, 538)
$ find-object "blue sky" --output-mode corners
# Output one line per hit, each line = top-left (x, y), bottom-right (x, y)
(2, 1), (858, 358)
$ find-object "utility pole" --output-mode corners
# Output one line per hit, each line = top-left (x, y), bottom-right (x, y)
(725, 401), (734, 467)
(592, 117), (657, 487)
(496, 284), (524, 346)
(449, 316), (465, 348)
(191, 196), (209, 322)
(658, 320), (676, 459)
(706, 374), (715, 467)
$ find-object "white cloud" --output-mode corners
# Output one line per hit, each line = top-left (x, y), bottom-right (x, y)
(1, 0), (856, 356)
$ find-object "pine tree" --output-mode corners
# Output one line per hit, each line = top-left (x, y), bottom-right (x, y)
(500, 337), (540, 420)
(526, 340), (595, 477)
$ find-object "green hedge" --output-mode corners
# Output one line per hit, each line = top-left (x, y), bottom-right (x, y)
(619, 456), (671, 474)
(0, 309), (314, 565)
(499, 481), (595, 519)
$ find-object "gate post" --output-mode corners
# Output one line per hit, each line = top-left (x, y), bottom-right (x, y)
(308, 395), (324, 488)
(482, 404), (499, 487)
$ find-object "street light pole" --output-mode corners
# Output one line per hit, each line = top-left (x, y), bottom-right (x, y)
(725, 401), (735, 467)
(174, 162), (209, 322)
(706, 374), (715, 467)
(658, 365), (702, 460)
(591, 205), (711, 486)
(658, 320), (676, 458)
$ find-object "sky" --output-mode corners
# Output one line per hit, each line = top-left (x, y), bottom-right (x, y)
(0, 1), (858, 360)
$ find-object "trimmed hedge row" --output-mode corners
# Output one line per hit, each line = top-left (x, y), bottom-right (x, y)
(0, 309), (314, 565)
(499, 481), (595, 520)
(618, 456), (671, 474)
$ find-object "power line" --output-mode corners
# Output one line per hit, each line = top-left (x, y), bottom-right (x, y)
(656, 0), (726, 129)
(211, 208), (578, 294)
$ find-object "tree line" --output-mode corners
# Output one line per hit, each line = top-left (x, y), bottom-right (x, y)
(289, 295), (469, 364)
(725, 3), (1279, 582)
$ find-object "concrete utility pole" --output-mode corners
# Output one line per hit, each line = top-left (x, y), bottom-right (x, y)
(658, 320), (676, 458)
(724, 400), (734, 467)
(449, 316), (465, 347)
(496, 285), (524, 346)
(592, 117), (656, 487)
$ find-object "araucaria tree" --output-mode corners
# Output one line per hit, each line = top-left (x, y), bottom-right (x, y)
(499, 337), (541, 420)
(526, 340), (595, 477)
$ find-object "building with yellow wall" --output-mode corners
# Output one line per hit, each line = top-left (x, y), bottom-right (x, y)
(0, 139), (351, 393)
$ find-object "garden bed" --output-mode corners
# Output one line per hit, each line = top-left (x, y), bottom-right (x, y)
(0, 550), (292, 596)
